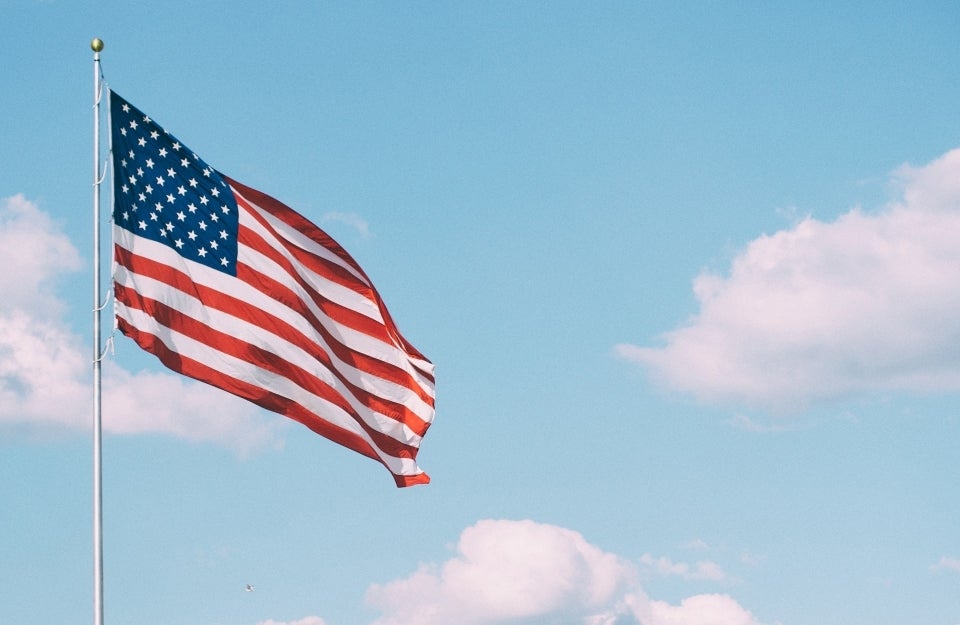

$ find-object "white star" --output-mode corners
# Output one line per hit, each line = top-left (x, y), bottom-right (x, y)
(221, 257), (230, 267)
(129, 120), (138, 130)
(188, 231), (197, 241)
(177, 186), (187, 196)
(172, 142), (181, 151)
(137, 137), (146, 147)
(176, 211), (186, 221)
(174, 239), (184, 249)
(197, 248), (207, 258)
(166, 194), (175, 204)
(219, 230), (229, 239)
(199, 221), (207, 231)
(156, 176), (165, 186)
(150, 130), (159, 140)
(121, 103), (130, 113)
(145, 158), (155, 169)
(158, 147), (167, 157)
(138, 220), (147, 229)
(144, 184), (153, 194)
(199, 195), (209, 205)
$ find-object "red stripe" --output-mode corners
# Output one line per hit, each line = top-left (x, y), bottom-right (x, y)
(115, 316), (429, 485)
(228, 177), (433, 367)
(115, 282), (424, 458)
(233, 246), (435, 407)
(237, 224), (398, 346)
(116, 244), (435, 422)
(240, 192), (380, 304)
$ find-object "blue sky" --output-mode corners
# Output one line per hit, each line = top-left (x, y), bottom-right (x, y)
(3, 2), (960, 625)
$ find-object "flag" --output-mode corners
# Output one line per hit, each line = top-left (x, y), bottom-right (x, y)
(108, 90), (435, 487)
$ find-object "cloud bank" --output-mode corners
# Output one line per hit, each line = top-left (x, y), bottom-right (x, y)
(366, 519), (764, 625)
(617, 148), (960, 412)
(0, 194), (282, 453)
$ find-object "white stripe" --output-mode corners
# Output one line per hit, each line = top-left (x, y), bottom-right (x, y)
(114, 262), (435, 433)
(115, 228), (436, 397)
(240, 202), (386, 324)
(233, 184), (369, 285)
(116, 302), (425, 476)
(238, 240), (436, 395)
(238, 191), (435, 378)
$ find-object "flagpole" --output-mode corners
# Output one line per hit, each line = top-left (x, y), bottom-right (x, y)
(91, 36), (105, 625)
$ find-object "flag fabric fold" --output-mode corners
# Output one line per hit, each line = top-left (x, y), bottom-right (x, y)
(108, 90), (435, 487)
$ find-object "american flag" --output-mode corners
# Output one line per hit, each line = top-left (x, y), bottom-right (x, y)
(109, 90), (435, 487)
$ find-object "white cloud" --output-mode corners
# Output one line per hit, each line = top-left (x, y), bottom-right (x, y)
(680, 538), (710, 551)
(617, 147), (960, 412)
(0, 194), (283, 453)
(102, 361), (284, 456)
(256, 618), (326, 625)
(639, 554), (730, 582)
(624, 592), (764, 625)
(930, 556), (960, 573)
(322, 211), (371, 238)
(0, 310), (89, 429)
(0, 194), (82, 317)
(727, 415), (797, 433)
(366, 519), (763, 625)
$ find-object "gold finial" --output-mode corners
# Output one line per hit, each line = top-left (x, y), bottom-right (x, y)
(91, 38), (104, 52)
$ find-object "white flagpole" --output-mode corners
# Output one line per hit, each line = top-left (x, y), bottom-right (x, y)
(91, 36), (105, 625)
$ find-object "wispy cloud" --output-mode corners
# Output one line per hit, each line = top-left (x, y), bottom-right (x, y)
(639, 553), (731, 582)
(681, 538), (711, 551)
(366, 519), (764, 625)
(617, 147), (960, 413)
(0, 194), (284, 453)
(930, 556), (960, 573)
(322, 211), (371, 238)
(727, 414), (799, 433)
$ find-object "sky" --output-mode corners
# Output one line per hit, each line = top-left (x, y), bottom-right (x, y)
(3, 2), (960, 625)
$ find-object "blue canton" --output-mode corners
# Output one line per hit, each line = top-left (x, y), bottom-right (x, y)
(110, 91), (239, 275)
